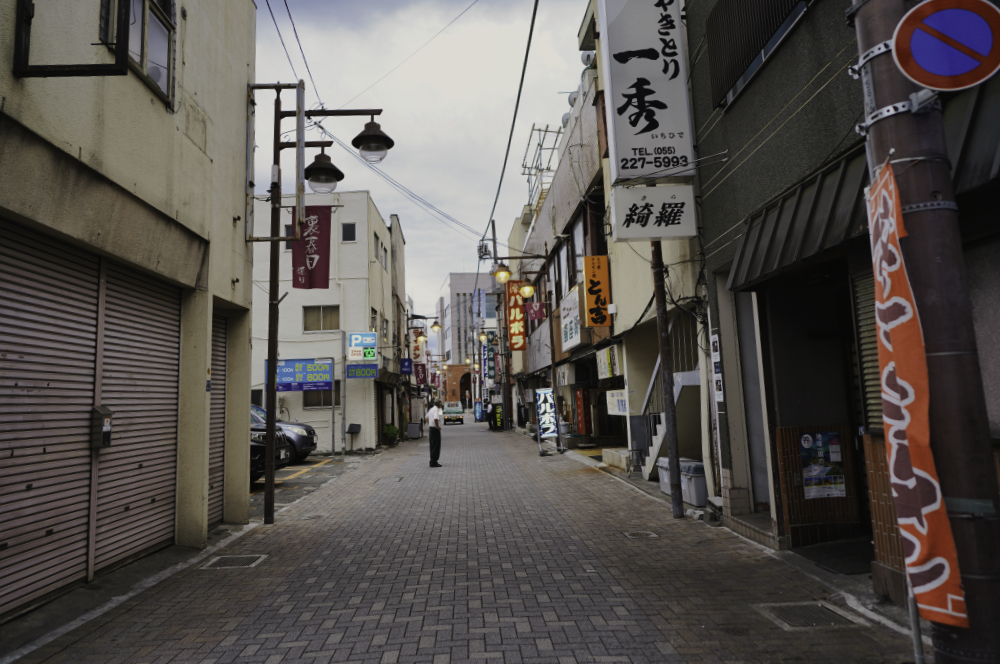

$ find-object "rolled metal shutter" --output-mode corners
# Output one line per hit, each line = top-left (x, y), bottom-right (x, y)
(208, 314), (227, 526)
(94, 263), (180, 570)
(852, 272), (883, 431)
(0, 222), (99, 617)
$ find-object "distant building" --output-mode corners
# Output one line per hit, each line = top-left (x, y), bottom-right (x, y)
(250, 192), (405, 452)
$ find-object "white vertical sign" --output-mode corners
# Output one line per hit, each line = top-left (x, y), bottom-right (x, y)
(597, 0), (694, 184)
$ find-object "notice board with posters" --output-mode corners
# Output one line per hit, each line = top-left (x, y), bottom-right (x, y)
(799, 431), (846, 499)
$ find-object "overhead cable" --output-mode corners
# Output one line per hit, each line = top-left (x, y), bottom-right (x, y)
(282, 0), (322, 102)
(338, 0), (483, 109)
(264, 0), (300, 81)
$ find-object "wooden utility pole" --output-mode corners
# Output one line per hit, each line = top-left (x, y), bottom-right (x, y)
(851, 2), (1000, 660)
(650, 241), (682, 519)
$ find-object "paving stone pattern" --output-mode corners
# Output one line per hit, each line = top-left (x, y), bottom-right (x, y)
(18, 425), (919, 664)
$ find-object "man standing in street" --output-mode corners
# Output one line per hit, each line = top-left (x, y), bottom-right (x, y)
(427, 400), (443, 467)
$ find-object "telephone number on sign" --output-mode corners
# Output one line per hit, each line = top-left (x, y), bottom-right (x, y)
(620, 155), (689, 170)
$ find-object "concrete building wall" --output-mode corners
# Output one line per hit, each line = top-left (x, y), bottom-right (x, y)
(0, 0), (257, 548)
(250, 191), (397, 452)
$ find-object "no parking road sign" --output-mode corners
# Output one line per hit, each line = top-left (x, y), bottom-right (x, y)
(893, 0), (1000, 91)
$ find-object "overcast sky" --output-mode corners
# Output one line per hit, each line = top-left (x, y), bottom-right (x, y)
(253, 0), (587, 325)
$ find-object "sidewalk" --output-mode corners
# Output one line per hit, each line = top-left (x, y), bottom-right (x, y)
(4, 425), (926, 663)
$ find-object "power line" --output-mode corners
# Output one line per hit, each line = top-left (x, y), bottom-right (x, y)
(482, 0), (540, 240)
(265, 0), (299, 81)
(338, 0), (483, 109)
(282, 0), (321, 103)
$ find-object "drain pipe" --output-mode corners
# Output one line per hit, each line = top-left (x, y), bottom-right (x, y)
(908, 581), (925, 664)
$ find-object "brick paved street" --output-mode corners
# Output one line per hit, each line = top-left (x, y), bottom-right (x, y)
(14, 424), (922, 664)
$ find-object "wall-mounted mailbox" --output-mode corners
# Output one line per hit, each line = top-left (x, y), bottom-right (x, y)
(91, 406), (113, 449)
(346, 424), (361, 435)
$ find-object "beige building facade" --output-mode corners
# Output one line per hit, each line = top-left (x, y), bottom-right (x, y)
(0, 0), (256, 619)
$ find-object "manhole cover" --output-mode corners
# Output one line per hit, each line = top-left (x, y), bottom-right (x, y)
(754, 602), (865, 630)
(375, 477), (402, 484)
(623, 531), (659, 539)
(201, 555), (267, 569)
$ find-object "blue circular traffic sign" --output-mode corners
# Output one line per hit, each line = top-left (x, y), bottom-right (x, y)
(893, 0), (1000, 91)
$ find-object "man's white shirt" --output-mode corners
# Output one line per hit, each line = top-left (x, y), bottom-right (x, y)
(427, 406), (442, 428)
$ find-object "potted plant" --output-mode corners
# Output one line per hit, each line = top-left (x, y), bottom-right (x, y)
(382, 424), (399, 445)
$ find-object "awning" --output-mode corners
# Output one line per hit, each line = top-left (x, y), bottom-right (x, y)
(727, 76), (1000, 292)
(727, 148), (868, 291)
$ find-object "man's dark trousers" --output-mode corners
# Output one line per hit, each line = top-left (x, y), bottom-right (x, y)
(429, 427), (441, 465)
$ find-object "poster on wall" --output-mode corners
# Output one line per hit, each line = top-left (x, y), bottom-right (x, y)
(535, 388), (558, 439)
(596, 345), (620, 380)
(610, 184), (697, 241)
(597, 0), (694, 184)
(560, 286), (582, 350)
(584, 256), (611, 327)
(606, 389), (628, 416)
(799, 432), (846, 499)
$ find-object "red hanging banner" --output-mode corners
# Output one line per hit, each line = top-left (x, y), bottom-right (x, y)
(867, 164), (967, 628)
(291, 206), (331, 289)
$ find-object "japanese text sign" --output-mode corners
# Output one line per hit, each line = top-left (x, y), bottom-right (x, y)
(559, 286), (583, 351)
(505, 281), (526, 351)
(866, 164), (966, 627)
(597, 0), (694, 184)
(535, 388), (558, 439)
(266, 358), (332, 392)
(584, 257), (611, 327)
(346, 364), (378, 379)
(400, 358), (413, 375)
(611, 183), (696, 241)
(291, 206), (331, 289)
(606, 389), (629, 416)
(414, 363), (428, 385)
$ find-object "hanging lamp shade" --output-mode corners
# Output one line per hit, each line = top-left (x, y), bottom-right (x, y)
(351, 120), (395, 163)
(304, 151), (345, 194)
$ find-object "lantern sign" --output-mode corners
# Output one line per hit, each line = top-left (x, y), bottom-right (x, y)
(535, 388), (558, 439)
(505, 281), (526, 351)
(584, 257), (611, 327)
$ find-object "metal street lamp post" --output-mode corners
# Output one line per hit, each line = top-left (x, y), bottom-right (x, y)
(248, 80), (395, 525)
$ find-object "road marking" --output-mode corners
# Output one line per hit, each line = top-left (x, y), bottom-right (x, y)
(250, 459), (333, 495)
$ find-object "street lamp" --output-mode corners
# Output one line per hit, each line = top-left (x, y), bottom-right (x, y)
(431, 320), (442, 333)
(478, 330), (487, 343)
(417, 330), (428, 344)
(465, 357), (472, 365)
(351, 118), (395, 164)
(519, 283), (535, 299)
(304, 149), (345, 194)
(493, 262), (511, 284)
(473, 362), (480, 371)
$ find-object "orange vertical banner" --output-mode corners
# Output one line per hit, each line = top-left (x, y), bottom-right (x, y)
(867, 165), (968, 628)
(584, 256), (611, 327)
(505, 281), (526, 352)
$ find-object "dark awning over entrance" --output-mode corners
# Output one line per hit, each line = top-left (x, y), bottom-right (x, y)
(727, 149), (868, 291)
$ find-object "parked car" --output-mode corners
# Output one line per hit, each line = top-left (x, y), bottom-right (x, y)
(443, 401), (464, 425)
(251, 404), (318, 463)
(250, 411), (291, 483)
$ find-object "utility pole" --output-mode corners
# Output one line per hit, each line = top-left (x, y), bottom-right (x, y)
(490, 219), (513, 431)
(851, 3), (1000, 661)
(650, 241), (682, 519)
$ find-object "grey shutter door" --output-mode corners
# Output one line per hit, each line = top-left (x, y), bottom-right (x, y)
(852, 272), (883, 431)
(208, 314), (227, 526)
(0, 222), (99, 617)
(94, 263), (180, 570)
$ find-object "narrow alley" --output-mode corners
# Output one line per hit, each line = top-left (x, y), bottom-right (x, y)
(8, 424), (919, 664)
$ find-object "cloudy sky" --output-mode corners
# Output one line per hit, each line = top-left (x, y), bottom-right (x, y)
(253, 0), (587, 322)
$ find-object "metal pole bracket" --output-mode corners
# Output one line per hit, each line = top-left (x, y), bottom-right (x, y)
(848, 40), (892, 79)
(855, 97), (941, 137)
